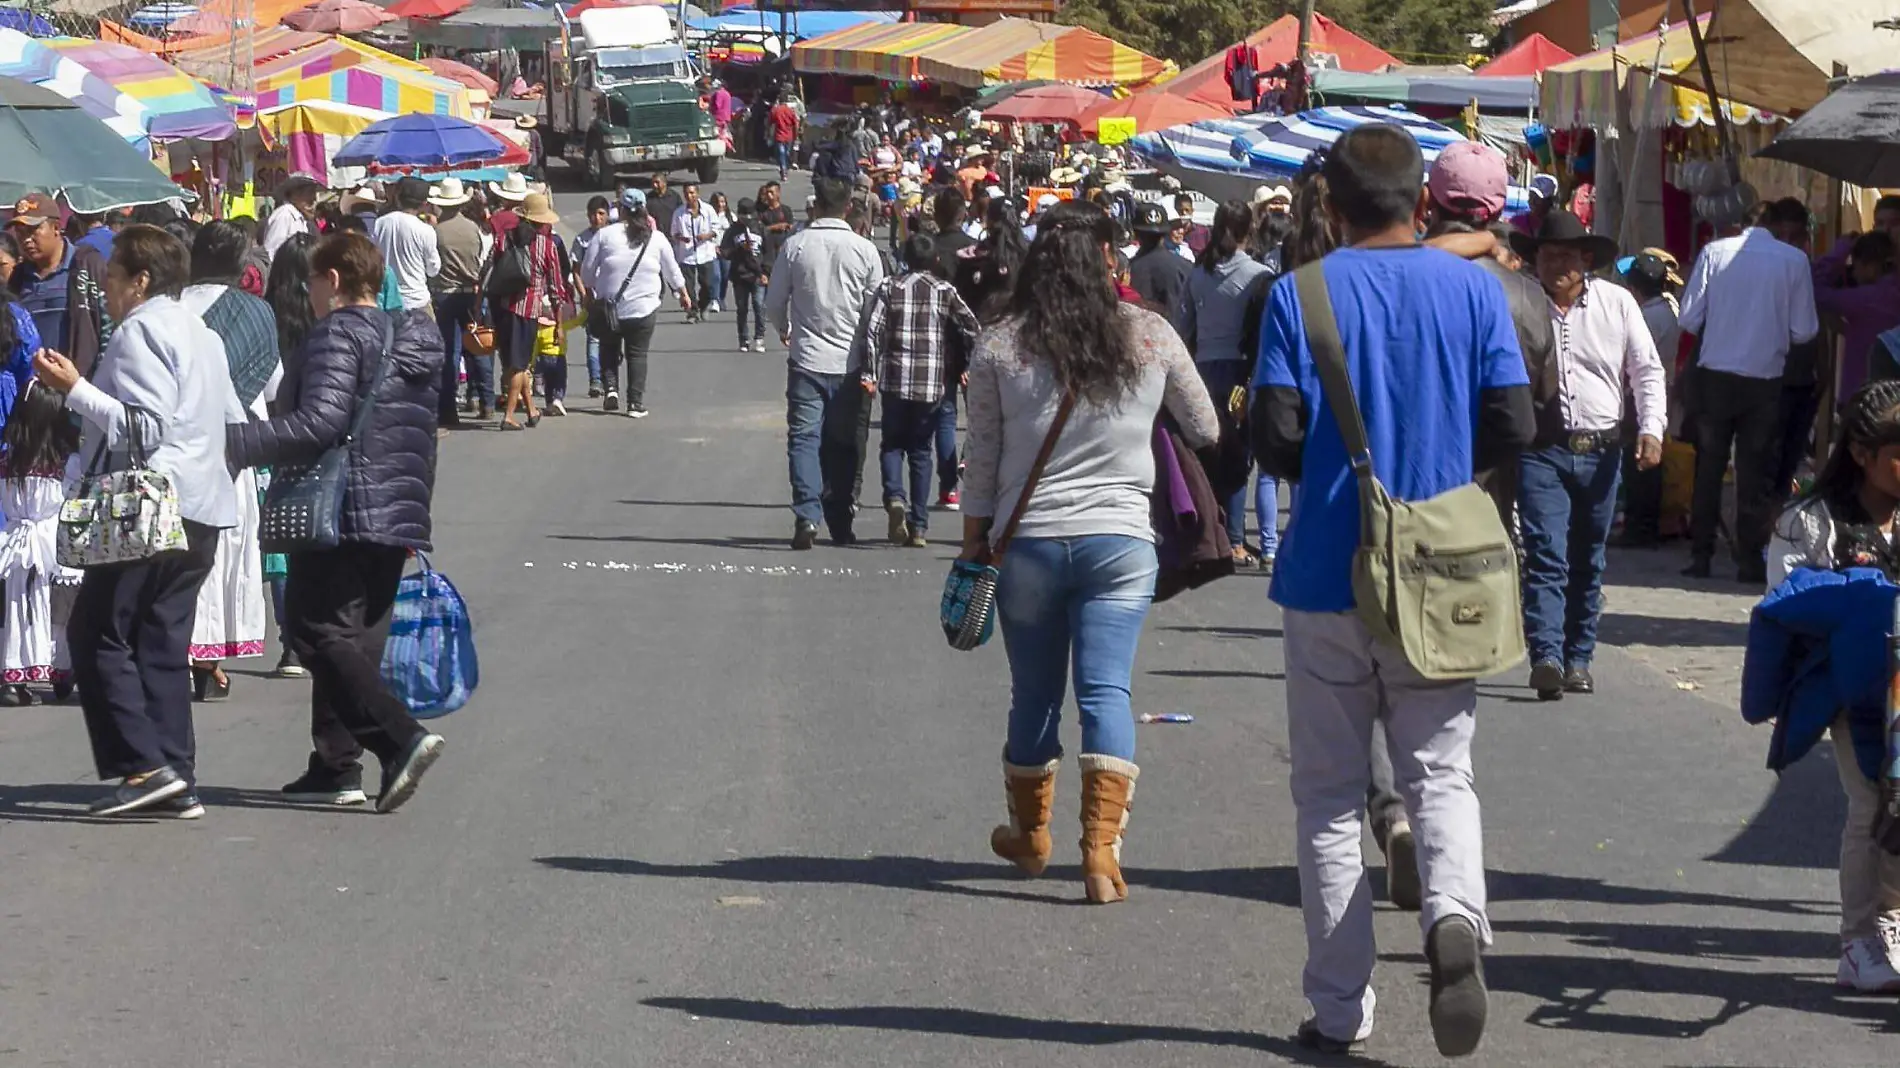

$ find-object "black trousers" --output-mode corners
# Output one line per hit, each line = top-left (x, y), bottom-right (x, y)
(820, 377), (873, 538)
(598, 312), (656, 406)
(73, 520), (218, 785)
(285, 544), (425, 772)
(1689, 368), (1783, 564)
(680, 262), (715, 315)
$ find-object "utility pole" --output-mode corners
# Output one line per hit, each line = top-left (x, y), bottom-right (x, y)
(1297, 0), (1317, 60)
(1293, 0), (1317, 112)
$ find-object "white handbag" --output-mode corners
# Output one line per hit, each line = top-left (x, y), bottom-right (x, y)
(57, 413), (188, 569)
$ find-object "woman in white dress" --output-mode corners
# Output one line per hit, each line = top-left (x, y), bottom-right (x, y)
(182, 222), (281, 701)
(0, 382), (81, 705)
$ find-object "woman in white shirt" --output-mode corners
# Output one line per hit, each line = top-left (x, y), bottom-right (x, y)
(581, 187), (688, 419)
(707, 191), (737, 315)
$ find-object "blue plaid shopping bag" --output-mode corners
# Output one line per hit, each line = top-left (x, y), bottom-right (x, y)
(380, 553), (478, 718)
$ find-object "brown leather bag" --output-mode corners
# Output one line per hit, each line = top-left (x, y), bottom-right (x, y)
(461, 321), (496, 357)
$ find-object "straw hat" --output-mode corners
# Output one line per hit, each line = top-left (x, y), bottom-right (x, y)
(489, 172), (530, 203)
(519, 191), (560, 226)
(428, 177), (473, 207)
(514, 114), (539, 130)
(1047, 166), (1083, 186)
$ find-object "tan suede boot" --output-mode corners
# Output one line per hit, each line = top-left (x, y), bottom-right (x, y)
(1077, 754), (1139, 904)
(990, 751), (1061, 876)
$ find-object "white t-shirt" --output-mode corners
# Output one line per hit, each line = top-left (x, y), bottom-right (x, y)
(370, 210), (441, 311)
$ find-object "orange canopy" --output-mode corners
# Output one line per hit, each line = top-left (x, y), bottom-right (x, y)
(1474, 32), (1575, 77)
(1075, 89), (1227, 137)
(988, 26), (1176, 90)
(1164, 13), (1398, 114)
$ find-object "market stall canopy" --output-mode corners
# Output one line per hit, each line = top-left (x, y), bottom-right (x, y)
(386, 0), (469, 19)
(912, 17), (1065, 88)
(282, 0), (396, 33)
(419, 55), (497, 94)
(982, 81), (1103, 123)
(1074, 88), (1226, 138)
(0, 8), (56, 35)
(1543, 16), (1782, 131)
(1162, 13), (1399, 115)
(1663, 0), (1896, 115)
(687, 9), (894, 39)
(127, 1), (196, 29)
(990, 25), (1174, 90)
(0, 30), (236, 147)
(1755, 71), (1900, 187)
(0, 74), (187, 210)
(1310, 69), (1537, 111)
(1474, 32), (1574, 77)
(789, 19), (967, 82)
(254, 37), (473, 117)
(409, 6), (561, 51)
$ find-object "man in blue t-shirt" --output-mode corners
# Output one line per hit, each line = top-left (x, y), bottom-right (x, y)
(1249, 125), (1534, 1058)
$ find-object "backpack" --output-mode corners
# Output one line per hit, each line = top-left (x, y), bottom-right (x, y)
(816, 141), (859, 181)
(483, 241), (532, 302)
(1292, 262), (1526, 681)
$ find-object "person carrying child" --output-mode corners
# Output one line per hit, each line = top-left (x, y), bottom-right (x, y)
(0, 381), (81, 706)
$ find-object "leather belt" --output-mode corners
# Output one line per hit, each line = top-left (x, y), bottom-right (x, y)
(1565, 429), (1617, 454)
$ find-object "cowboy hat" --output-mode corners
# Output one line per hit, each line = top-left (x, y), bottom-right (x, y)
(962, 143), (990, 161)
(1047, 166), (1083, 186)
(1640, 246), (1684, 286)
(1509, 209), (1619, 267)
(489, 172), (530, 203)
(514, 114), (539, 130)
(428, 177), (473, 207)
(519, 191), (560, 226)
(1131, 200), (1173, 235)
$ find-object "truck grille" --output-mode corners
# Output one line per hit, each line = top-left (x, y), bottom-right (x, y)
(632, 102), (701, 139)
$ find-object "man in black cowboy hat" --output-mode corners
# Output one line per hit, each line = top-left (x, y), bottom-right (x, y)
(1127, 200), (1190, 314)
(1510, 209), (1667, 701)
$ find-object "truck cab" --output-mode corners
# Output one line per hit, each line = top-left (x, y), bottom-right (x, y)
(547, 7), (725, 187)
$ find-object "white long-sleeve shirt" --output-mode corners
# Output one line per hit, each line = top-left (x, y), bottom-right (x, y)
(260, 203), (314, 263)
(1544, 279), (1668, 440)
(580, 223), (685, 321)
(1678, 228), (1820, 380)
(670, 202), (723, 267)
(765, 218), (885, 376)
(370, 210), (441, 311)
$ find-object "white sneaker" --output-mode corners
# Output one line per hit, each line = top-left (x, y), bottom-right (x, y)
(752, 339), (767, 353)
(738, 341), (752, 352)
(1838, 937), (1900, 993)
(550, 399), (567, 416)
(707, 301), (721, 313)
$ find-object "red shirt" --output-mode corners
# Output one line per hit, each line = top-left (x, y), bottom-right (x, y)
(769, 104), (798, 144)
(489, 208), (520, 242)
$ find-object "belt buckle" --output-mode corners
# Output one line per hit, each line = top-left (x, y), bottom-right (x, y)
(1568, 431), (1591, 454)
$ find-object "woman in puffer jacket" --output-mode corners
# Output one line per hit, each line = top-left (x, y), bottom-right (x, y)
(227, 231), (448, 815)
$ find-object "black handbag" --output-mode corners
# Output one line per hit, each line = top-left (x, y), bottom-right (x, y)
(259, 314), (394, 554)
(585, 236), (652, 338)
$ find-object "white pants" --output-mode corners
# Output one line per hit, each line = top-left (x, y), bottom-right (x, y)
(1283, 608), (1491, 1040)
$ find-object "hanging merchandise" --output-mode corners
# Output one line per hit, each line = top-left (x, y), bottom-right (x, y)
(1225, 42), (1255, 103)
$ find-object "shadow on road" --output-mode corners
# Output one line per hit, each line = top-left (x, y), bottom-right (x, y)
(1490, 918), (1836, 962)
(547, 533), (794, 551)
(1148, 668), (1286, 681)
(1158, 625), (1283, 641)
(638, 996), (1390, 1065)
(1597, 611), (1748, 649)
(0, 781), (370, 821)
(616, 498), (782, 510)
(1703, 746), (1844, 870)
(1486, 870), (1831, 916)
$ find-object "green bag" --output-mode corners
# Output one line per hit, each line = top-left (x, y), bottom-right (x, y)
(1294, 262), (1526, 681)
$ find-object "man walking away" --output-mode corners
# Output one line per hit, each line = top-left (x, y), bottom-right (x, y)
(721, 198), (768, 352)
(1127, 201), (1190, 314)
(1509, 211), (1666, 700)
(671, 182), (720, 321)
(430, 178), (488, 420)
(856, 232), (978, 547)
(769, 95), (800, 181)
(1678, 199), (1819, 583)
(767, 177), (886, 549)
(1250, 124), (1534, 1057)
(372, 178), (445, 423)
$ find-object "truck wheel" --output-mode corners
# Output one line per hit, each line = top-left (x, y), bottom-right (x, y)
(696, 157), (721, 184)
(591, 148), (612, 189)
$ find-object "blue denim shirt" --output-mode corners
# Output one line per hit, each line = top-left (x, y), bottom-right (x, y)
(1173, 251), (1273, 364)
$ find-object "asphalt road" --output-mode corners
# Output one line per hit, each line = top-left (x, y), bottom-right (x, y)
(0, 161), (1885, 1067)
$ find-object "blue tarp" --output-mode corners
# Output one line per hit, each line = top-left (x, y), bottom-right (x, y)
(0, 8), (56, 35)
(687, 9), (895, 40)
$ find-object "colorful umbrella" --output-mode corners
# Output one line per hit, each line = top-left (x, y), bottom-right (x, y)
(282, 0), (397, 34)
(0, 75), (187, 211)
(331, 111), (507, 168)
(982, 82), (1105, 124)
(167, 9), (234, 36)
(8, 33), (237, 143)
(388, 0), (471, 19)
(419, 56), (497, 95)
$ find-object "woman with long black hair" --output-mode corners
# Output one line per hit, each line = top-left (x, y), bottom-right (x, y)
(579, 187), (688, 419)
(963, 199), (1217, 904)
(953, 196), (1027, 317)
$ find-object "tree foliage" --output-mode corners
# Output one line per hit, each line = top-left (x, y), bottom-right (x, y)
(1056, 0), (1497, 72)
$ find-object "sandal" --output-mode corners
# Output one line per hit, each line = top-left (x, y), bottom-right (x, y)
(526, 413), (542, 428)
(500, 421), (525, 432)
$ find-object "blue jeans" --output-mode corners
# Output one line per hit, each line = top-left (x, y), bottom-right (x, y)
(935, 391), (959, 496)
(878, 395), (935, 533)
(433, 291), (480, 418)
(774, 141), (791, 175)
(710, 256), (730, 304)
(585, 334), (601, 387)
(1196, 360), (1251, 547)
(537, 352), (567, 403)
(733, 281), (765, 343)
(1518, 444), (1621, 668)
(1255, 471), (1280, 559)
(787, 367), (844, 526)
(999, 535), (1159, 764)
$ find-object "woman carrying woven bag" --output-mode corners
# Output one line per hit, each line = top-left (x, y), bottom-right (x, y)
(962, 200), (1218, 904)
(227, 232), (449, 816)
(33, 225), (240, 819)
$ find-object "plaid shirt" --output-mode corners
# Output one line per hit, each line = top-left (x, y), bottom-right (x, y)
(856, 270), (979, 403)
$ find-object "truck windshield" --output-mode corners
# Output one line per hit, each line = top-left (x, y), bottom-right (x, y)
(598, 60), (687, 83)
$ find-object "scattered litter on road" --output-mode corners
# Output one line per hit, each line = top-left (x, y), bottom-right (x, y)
(1675, 681), (1701, 691)
(717, 895), (766, 907)
(1139, 713), (1195, 724)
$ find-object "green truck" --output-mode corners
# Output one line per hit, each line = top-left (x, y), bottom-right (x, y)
(545, 7), (724, 187)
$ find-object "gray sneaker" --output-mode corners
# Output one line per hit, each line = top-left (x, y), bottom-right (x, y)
(88, 766), (188, 816)
(158, 792), (206, 820)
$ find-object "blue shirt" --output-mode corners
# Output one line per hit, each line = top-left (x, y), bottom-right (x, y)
(10, 241), (74, 353)
(1254, 247), (1527, 612)
(76, 225), (115, 261)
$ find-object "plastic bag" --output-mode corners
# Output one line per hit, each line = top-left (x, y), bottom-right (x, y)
(380, 553), (478, 718)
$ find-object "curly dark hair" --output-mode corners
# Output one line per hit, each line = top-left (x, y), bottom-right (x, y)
(1003, 199), (1138, 405)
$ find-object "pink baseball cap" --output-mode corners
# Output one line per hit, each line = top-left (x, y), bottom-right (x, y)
(1428, 141), (1508, 220)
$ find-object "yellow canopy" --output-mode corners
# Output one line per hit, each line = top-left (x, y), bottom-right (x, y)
(1663, 0), (1898, 114)
(1543, 17), (1781, 130)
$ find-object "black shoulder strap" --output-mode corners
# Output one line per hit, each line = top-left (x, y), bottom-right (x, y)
(345, 312), (396, 447)
(613, 237), (653, 306)
(1292, 261), (1372, 477)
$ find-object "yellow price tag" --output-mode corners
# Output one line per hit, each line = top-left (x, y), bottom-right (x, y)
(1098, 117), (1137, 145)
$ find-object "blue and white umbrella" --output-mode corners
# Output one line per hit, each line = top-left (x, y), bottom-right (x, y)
(127, 2), (197, 28)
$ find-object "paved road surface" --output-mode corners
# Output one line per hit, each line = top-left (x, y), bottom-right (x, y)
(0, 163), (1882, 1066)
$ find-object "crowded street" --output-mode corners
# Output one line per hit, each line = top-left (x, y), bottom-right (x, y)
(0, 160), (1880, 1067)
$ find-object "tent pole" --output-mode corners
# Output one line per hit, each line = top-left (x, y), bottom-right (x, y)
(1679, 0), (1737, 184)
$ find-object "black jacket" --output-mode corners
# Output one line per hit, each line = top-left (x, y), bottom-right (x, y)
(228, 305), (444, 551)
(1130, 245), (1192, 321)
(720, 218), (766, 286)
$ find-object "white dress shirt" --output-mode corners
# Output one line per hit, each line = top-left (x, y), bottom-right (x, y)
(260, 202), (313, 263)
(1677, 228), (1820, 379)
(1546, 279), (1668, 440)
(370, 210), (442, 311)
(580, 223), (686, 321)
(671, 202), (722, 267)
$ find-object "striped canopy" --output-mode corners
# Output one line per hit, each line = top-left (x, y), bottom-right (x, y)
(913, 17), (1066, 88)
(790, 20), (968, 81)
(0, 30), (235, 146)
(988, 26), (1175, 90)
